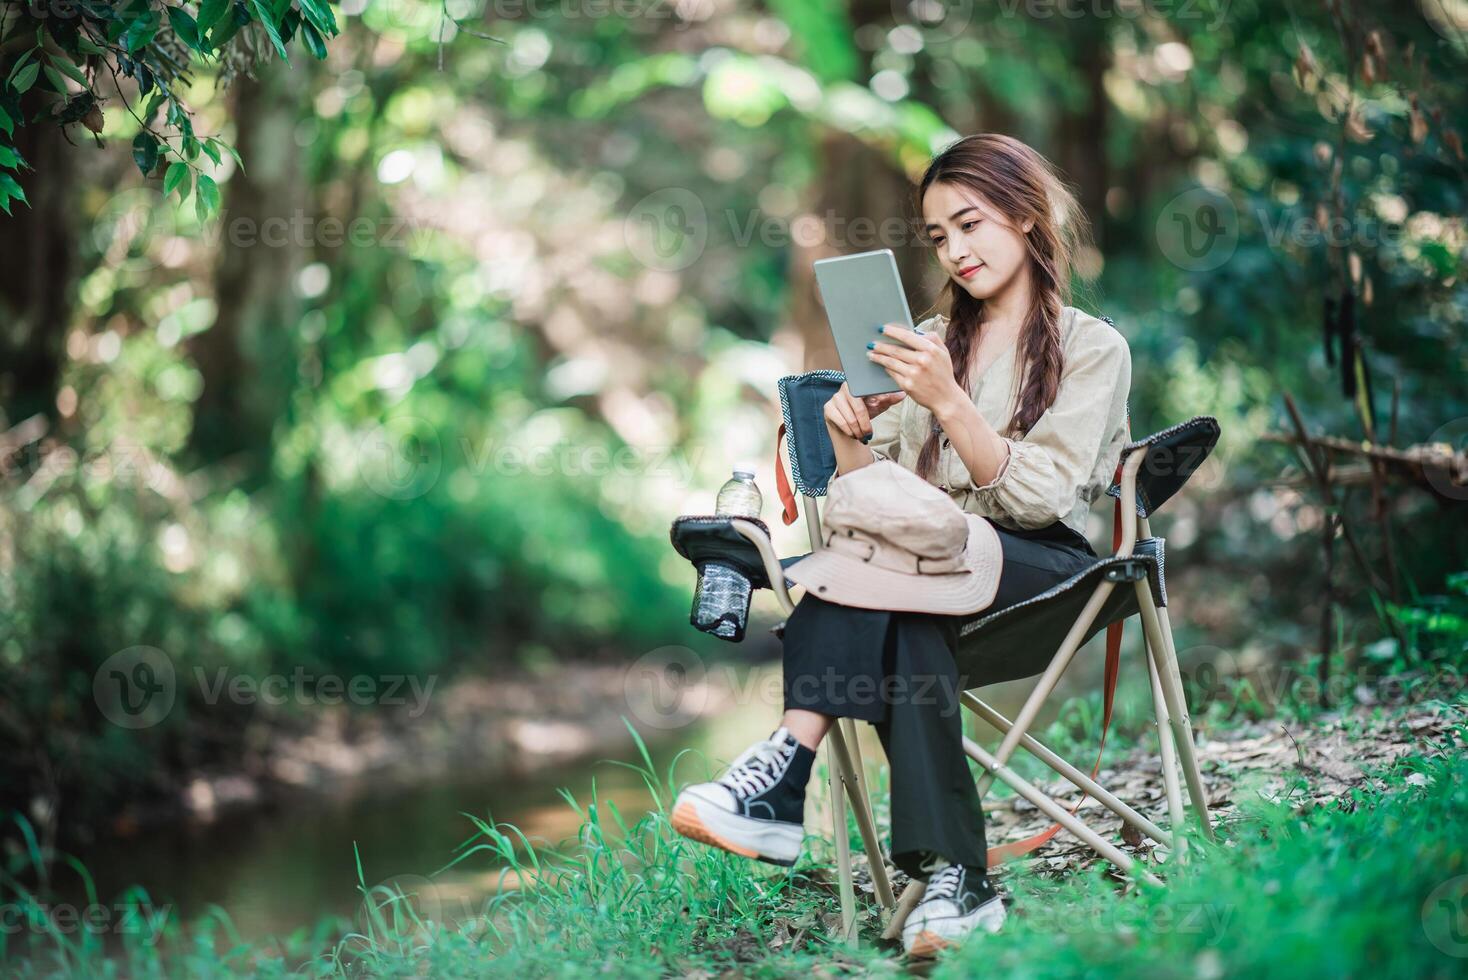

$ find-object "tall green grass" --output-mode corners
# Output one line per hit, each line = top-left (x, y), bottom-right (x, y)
(4, 700), (1465, 977)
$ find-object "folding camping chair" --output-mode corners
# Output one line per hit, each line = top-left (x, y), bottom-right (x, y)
(669, 354), (1219, 943)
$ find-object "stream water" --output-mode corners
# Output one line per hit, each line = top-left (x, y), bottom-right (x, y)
(66, 663), (1073, 943)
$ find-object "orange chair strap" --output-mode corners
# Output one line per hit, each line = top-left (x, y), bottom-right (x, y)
(774, 422), (800, 526)
(986, 458), (1127, 866)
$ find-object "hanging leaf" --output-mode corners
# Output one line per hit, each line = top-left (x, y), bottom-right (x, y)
(122, 12), (160, 55)
(132, 131), (160, 176)
(299, 20), (327, 60)
(296, 0), (339, 37)
(201, 138), (222, 166)
(42, 65), (70, 94)
(197, 173), (220, 213)
(47, 55), (90, 88)
(0, 171), (29, 209)
(9, 62), (40, 95)
(210, 3), (246, 48)
(197, 0), (231, 31)
(0, 105), (12, 137)
(167, 6), (201, 50)
(248, 0), (292, 62)
(6, 51), (35, 88)
(164, 160), (191, 199)
(222, 140), (245, 175)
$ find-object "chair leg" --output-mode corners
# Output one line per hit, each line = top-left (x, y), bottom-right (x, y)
(826, 741), (857, 945)
(1155, 603), (1216, 840)
(1145, 630), (1188, 856)
(961, 692), (1173, 849)
(975, 579), (1118, 797)
(962, 735), (1162, 887)
(1135, 585), (1215, 841)
(881, 879), (926, 941)
(827, 721), (896, 911)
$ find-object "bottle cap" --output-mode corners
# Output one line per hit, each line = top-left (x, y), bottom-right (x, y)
(732, 467), (756, 480)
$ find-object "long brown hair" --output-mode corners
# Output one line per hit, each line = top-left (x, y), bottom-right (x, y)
(912, 134), (1090, 484)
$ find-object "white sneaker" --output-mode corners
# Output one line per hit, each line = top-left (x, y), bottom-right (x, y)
(671, 726), (810, 867)
(902, 853), (1006, 957)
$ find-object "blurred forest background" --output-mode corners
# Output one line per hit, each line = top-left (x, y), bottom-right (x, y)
(1, 0), (1467, 917)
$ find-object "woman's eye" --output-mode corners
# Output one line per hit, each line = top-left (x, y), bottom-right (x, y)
(929, 237), (944, 247)
(962, 220), (979, 231)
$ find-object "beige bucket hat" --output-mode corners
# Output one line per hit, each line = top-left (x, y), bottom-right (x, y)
(784, 460), (1002, 615)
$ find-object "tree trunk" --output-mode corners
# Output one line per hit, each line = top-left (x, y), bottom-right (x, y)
(0, 119), (76, 425)
(188, 60), (313, 475)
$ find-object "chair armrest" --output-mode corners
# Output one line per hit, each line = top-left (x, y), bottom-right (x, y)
(669, 516), (798, 616)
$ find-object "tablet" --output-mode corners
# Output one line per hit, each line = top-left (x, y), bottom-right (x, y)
(813, 249), (915, 398)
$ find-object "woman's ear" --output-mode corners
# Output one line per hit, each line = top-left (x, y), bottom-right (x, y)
(1021, 218), (1034, 233)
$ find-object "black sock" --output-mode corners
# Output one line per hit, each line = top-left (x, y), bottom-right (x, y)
(784, 741), (817, 794)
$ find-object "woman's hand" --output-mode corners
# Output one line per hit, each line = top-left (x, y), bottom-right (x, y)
(866, 324), (966, 419)
(823, 381), (906, 442)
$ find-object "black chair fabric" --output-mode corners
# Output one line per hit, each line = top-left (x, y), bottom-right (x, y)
(954, 538), (1167, 686)
(669, 516), (777, 589)
(1105, 416), (1220, 518)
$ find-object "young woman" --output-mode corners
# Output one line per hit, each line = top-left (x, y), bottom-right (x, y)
(673, 134), (1132, 956)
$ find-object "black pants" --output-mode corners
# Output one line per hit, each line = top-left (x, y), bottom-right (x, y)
(780, 517), (1097, 879)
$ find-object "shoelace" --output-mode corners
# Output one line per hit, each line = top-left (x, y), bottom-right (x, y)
(922, 863), (964, 903)
(718, 738), (792, 799)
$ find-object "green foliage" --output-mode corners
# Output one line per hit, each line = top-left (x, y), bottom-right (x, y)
(4, 711), (1466, 976)
(0, 0), (341, 214)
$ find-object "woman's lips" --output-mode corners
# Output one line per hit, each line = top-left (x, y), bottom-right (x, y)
(958, 263), (983, 279)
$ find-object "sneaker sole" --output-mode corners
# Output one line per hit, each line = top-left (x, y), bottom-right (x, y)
(904, 897), (1006, 958)
(905, 930), (952, 959)
(671, 798), (801, 867)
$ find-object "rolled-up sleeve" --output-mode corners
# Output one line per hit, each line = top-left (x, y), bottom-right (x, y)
(968, 328), (1131, 529)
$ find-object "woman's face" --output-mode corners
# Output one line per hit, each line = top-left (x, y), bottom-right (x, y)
(921, 180), (1033, 302)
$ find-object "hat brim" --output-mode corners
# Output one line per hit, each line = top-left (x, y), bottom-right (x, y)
(783, 514), (1001, 616)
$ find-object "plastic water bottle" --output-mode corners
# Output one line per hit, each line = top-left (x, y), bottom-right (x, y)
(692, 469), (762, 641)
(716, 469), (762, 519)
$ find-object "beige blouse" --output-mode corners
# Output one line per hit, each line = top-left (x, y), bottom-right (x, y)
(867, 306), (1132, 535)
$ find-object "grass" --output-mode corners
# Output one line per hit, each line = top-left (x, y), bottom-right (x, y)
(3, 687), (1466, 977)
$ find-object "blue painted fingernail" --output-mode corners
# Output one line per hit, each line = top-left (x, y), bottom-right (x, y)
(865, 341), (875, 349)
(877, 325), (884, 333)
(861, 434), (872, 443)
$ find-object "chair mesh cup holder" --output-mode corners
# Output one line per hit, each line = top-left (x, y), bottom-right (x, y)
(670, 515), (774, 643)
